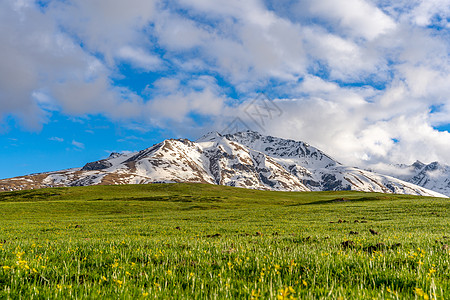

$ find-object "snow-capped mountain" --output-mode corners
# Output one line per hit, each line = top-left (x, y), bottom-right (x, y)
(376, 161), (450, 196)
(0, 131), (446, 197)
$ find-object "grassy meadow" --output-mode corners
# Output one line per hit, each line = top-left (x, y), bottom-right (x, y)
(0, 183), (449, 299)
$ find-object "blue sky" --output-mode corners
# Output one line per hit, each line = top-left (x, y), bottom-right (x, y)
(0, 112), (167, 178)
(1, 0), (450, 179)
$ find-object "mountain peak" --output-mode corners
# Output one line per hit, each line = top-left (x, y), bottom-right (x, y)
(412, 160), (425, 170)
(196, 131), (223, 142)
(109, 152), (122, 159)
(0, 131), (446, 198)
(425, 161), (441, 171)
(197, 130), (265, 143)
(225, 130), (262, 138)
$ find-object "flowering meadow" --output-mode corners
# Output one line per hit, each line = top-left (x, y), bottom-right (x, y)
(0, 183), (449, 299)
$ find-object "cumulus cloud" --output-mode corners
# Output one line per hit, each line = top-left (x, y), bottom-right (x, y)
(1, 0), (450, 169)
(145, 76), (228, 130)
(409, 0), (450, 27)
(116, 46), (162, 71)
(48, 0), (158, 64)
(0, 1), (122, 127)
(298, 0), (396, 40)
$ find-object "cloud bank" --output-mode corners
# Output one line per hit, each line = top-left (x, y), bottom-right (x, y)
(1, 0), (450, 168)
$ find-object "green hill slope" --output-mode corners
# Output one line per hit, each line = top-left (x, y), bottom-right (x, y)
(0, 184), (449, 299)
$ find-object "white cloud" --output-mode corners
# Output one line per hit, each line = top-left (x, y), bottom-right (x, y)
(302, 27), (387, 81)
(298, 0), (396, 40)
(52, 76), (145, 120)
(154, 11), (211, 50)
(146, 76), (227, 123)
(1, 0), (450, 169)
(49, 137), (64, 142)
(72, 140), (85, 149)
(0, 1), (128, 127)
(48, 0), (158, 65)
(409, 0), (450, 27)
(117, 46), (162, 71)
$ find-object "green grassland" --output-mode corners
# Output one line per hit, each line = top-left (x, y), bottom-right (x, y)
(0, 183), (449, 299)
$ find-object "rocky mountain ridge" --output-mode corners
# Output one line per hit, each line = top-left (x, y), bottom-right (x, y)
(0, 131), (446, 197)
(376, 160), (450, 197)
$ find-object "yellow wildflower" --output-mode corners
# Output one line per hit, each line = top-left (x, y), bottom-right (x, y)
(251, 289), (260, 299)
(414, 287), (424, 297)
(114, 279), (123, 286)
(427, 268), (436, 276)
(277, 286), (296, 300)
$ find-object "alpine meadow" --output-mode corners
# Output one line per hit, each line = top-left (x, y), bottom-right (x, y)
(2, 0), (450, 299)
(0, 183), (449, 299)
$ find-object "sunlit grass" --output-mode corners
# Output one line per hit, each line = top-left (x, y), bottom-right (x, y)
(0, 183), (449, 299)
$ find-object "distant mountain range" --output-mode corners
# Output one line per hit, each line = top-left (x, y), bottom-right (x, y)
(373, 161), (450, 197)
(0, 131), (446, 197)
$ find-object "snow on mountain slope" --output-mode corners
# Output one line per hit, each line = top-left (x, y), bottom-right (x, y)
(0, 136), (309, 192)
(197, 134), (307, 190)
(198, 131), (445, 197)
(0, 131), (446, 197)
(198, 131), (337, 169)
(375, 161), (450, 196)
